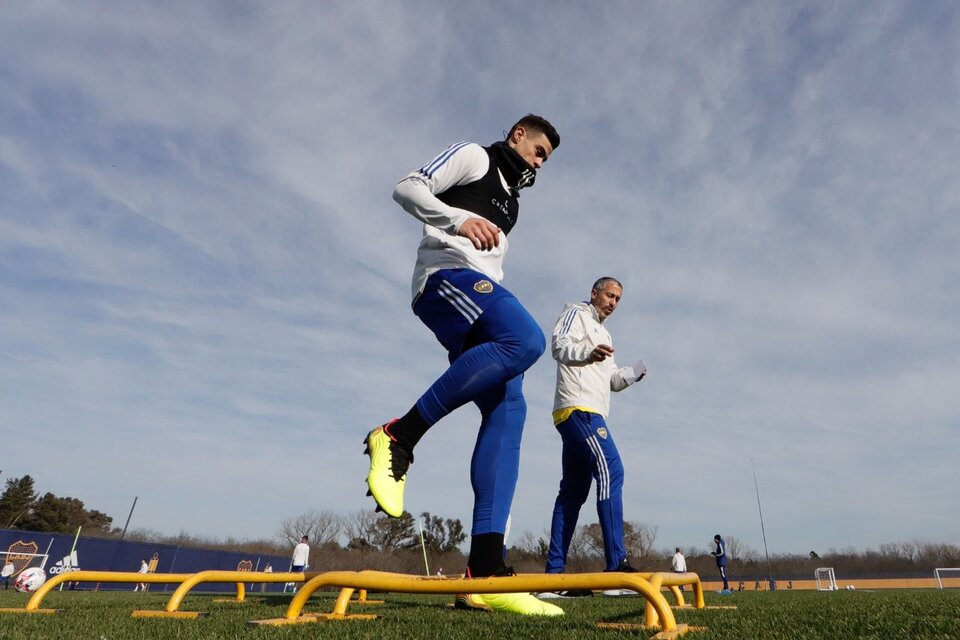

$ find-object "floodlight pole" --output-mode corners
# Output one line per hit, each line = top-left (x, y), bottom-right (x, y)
(106, 496), (139, 576)
(120, 496), (138, 540)
(752, 458), (774, 589)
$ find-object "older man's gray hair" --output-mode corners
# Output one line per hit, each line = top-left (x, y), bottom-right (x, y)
(591, 276), (623, 294)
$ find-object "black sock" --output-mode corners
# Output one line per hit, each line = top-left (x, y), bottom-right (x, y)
(385, 405), (430, 451)
(467, 532), (507, 578)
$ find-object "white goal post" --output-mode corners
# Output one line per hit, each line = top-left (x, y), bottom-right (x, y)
(1, 539), (54, 576)
(934, 568), (960, 589)
(815, 567), (838, 591)
(0, 550), (50, 578)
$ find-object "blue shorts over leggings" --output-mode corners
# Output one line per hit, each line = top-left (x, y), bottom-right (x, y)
(413, 268), (545, 537)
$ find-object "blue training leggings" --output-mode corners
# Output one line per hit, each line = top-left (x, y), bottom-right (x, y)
(413, 269), (545, 536)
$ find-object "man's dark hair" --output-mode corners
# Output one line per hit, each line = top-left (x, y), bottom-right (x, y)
(508, 114), (560, 150)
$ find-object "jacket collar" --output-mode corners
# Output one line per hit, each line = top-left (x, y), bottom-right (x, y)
(583, 301), (604, 324)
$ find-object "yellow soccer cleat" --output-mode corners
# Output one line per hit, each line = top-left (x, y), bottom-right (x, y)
(453, 593), (492, 611)
(473, 592), (565, 616)
(363, 421), (412, 518)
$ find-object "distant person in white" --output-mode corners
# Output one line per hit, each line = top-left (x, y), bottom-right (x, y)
(287, 535), (310, 593)
(134, 559), (149, 592)
(1, 560), (14, 590)
(292, 536), (310, 571)
(672, 547), (687, 591)
(261, 563), (272, 593)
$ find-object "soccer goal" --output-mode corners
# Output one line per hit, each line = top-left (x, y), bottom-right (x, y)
(934, 568), (960, 589)
(1, 548), (50, 582)
(815, 567), (838, 591)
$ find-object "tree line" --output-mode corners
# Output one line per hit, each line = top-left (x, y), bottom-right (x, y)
(3, 474), (957, 578)
(508, 524), (960, 578)
(0, 474), (113, 534)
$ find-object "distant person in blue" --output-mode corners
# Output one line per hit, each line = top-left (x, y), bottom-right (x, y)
(711, 534), (730, 592)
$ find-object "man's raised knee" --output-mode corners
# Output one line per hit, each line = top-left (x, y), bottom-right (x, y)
(513, 326), (545, 372)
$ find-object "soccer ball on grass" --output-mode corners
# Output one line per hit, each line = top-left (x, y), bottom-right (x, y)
(14, 567), (47, 593)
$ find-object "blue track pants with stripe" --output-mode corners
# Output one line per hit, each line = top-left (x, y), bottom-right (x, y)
(545, 410), (626, 572)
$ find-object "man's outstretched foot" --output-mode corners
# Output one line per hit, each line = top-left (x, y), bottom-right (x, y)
(456, 566), (563, 616)
(473, 592), (564, 616)
(363, 420), (413, 518)
(457, 589), (565, 615)
(454, 593), (492, 611)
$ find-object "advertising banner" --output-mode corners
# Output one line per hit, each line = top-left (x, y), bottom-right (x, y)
(1, 528), (290, 592)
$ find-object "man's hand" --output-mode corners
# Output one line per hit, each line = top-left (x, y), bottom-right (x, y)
(633, 359), (647, 382)
(458, 217), (501, 251)
(590, 344), (615, 362)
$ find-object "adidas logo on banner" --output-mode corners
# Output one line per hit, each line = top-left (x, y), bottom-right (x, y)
(49, 551), (80, 575)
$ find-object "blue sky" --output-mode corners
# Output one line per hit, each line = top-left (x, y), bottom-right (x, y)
(1, 1), (957, 556)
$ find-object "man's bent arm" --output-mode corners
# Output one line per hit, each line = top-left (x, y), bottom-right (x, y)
(393, 176), (472, 234)
(392, 142), (488, 235)
(610, 359), (647, 391)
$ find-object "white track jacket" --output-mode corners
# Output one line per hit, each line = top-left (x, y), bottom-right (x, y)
(552, 302), (645, 419)
(393, 143), (510, 302)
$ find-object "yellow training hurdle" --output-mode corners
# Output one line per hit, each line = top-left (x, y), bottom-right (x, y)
(0, 570), (312, 618)
(144, 570), (314, 617)
(0, 568), (717, 637)
(0, 571), (199, 615)
(253, 569), (706, 639)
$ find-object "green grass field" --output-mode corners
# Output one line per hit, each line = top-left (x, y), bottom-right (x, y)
(0, 588), (958, 639)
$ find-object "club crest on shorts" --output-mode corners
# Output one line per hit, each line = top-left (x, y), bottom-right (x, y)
(473, 280), (493, 294)
(596, 427), (608, 439)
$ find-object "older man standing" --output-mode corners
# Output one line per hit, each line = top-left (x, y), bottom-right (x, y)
(544, 277), (648, 579)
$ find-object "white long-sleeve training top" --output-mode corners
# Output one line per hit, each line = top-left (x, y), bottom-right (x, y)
(672, 552), (687, 572)
(552, 301), (645, 421)
(393, 142), (512, 302)
(291, 542), (310, 567)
